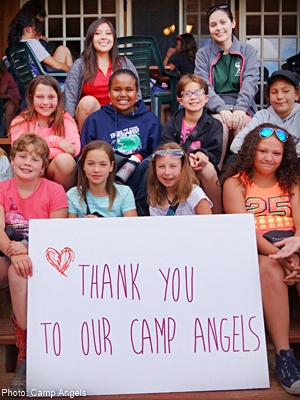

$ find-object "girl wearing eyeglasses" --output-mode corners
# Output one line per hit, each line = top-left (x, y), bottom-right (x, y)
(221, 123), (300, 395)
(161, 74), (223, 214)
(147, 142), (212, 216)
(194, 3), (258, 170)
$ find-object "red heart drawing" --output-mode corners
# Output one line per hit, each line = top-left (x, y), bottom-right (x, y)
(45, 247), (75, 277)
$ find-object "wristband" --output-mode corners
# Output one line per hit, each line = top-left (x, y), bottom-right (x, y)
(165, 55), (170, 59)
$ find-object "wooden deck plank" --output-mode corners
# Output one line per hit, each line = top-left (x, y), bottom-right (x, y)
(0, 138), (10, 145)
(0, 373), (294, 399)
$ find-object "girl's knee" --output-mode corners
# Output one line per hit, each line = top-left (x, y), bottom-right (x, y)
(258, 256), (285, 281)
(49, 154), (76, 172)
(76, 96), (100, 115)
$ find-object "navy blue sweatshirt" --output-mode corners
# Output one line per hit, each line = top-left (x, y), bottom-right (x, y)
(81, 100), (162, 158)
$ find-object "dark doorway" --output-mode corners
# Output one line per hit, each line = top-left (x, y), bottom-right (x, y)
(132, 0), (179, 62)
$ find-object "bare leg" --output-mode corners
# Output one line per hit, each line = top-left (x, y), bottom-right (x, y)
(258, 255), (290, 353)
(8, 265), (28, 331)
(196, 162), (222, 214)
(75, 96), (101, 132)
(53, 45), (73, 67)
(4, 100), (20, 132)
(212, 114), (229, 171)
(46, 153), (76, 191)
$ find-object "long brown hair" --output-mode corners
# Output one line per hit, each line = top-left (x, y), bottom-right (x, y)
(77, 141), (117, 210)
(147, 142), (199, 207)
(9, 75), (66, 138)
(177, 33), (197, 64)
(82, 18), (123, 83)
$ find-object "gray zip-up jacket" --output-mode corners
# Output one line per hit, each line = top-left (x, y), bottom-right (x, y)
(195, 36), (258, 116)
(231, 103), (300, 156)
(63, 56), (142, 118)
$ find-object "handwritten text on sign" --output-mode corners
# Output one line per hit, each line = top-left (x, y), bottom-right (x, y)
(27, 215), (269, 396)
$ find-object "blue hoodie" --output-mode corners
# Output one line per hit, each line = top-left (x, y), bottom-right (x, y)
(81, 100), (162, 158)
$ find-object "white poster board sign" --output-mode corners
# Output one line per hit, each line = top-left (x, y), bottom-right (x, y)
(27, 214), (269, 396)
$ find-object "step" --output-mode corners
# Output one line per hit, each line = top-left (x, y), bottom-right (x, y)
(0, 372), (296, 399)
(0, 319), (14, 345)
(0, 138), (10, 146)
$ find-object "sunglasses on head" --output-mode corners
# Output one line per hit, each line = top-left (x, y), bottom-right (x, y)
(259, 127), (288, 143)
(207, 3), (229, 17)
(152, 149), (184, 159)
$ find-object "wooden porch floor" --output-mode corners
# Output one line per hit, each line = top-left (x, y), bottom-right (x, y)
(0, 373), (295, 399)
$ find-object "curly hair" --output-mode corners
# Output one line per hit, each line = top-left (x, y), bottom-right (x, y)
(10, 132), (49, 168)
(177, 33), (197, 64)
(220, 123), (300, 194)
(147, 142), (199, 207)
(82, 18), (123, 83)
(8, 14), (43, 46)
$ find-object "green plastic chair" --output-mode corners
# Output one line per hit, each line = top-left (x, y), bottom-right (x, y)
(6, 42), (67, 99)
(117, 38), (153, 109)
(117, 36), (178, 119)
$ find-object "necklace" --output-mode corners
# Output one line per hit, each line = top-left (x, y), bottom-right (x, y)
(167, 195), (178, 206)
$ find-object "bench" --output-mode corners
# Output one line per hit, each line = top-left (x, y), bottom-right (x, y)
(0, 138), (11, 145)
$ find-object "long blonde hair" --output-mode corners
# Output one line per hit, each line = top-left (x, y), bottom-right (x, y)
(147, 142), (199, 207)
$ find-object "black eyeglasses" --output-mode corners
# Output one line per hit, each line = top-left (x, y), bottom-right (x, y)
(180, 90), (206, 98)
(207, 3), (229, 18)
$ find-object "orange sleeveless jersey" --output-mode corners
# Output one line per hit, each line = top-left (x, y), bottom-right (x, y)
(241, 178), (295, 235)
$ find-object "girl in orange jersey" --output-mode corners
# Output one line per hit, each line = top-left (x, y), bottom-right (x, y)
(221, 123), (300, 395)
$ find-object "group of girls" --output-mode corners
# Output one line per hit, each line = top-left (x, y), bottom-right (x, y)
(63, 17), (141, 131)
(2, 4), (300, 396)
(6, 14), (141, 190)
(3, 120), (300, 394)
